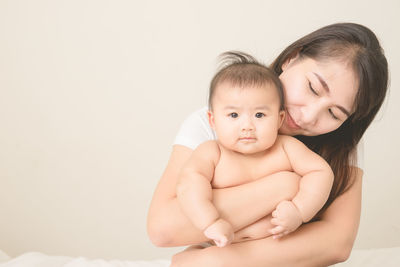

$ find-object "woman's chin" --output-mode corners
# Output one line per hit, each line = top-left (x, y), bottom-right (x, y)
(279, 125), (297, 136)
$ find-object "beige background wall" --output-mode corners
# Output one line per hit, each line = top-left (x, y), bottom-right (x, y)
(0, 0), (399, 261)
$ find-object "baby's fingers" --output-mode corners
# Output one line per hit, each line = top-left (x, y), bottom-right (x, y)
(272, 233), (283, 239)
(270, 217), (280, 226)
(269, 225), (285, 236)
(270, 227), (291, 240)
(272, 209), (278, 218)
(214, 236), (229, 247)
(273, 230), (291, 239)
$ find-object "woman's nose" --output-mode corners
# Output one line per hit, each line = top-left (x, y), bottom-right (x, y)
(300, 105), (320, 126)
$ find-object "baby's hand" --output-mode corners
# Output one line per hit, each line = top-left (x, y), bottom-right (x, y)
(204, 218), (234, 247)
(270, 200), (303, 239)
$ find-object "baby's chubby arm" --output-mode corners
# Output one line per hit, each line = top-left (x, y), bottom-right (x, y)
(176, 140), (234, 247)
(271, 136), (334, 237)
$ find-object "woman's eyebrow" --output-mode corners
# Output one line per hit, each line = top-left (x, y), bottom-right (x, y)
(313, 72), (351, 117)
(313, 72), (330, 93)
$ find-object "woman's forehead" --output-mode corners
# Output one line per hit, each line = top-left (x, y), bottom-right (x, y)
(314, 59), (358, 113)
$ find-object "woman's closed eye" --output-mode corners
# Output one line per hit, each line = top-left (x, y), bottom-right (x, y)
(309, 82), (319, 96)
(308, 80), (343, 121)
(328, 109), (339, 120)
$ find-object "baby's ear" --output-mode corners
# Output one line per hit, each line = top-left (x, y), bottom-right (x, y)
(278, 110), (285, 128)
(208, 110), (215, 129)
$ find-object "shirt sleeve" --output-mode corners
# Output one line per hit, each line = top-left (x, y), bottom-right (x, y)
(173, 107), (217, 150)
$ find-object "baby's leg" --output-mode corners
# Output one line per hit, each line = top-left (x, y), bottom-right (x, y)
(233, 215), (273, 242)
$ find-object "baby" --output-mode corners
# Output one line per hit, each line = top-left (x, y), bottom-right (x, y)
(176, 51), (334, 247)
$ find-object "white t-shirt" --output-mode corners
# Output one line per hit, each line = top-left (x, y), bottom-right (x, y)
(173, 107), (364, 169)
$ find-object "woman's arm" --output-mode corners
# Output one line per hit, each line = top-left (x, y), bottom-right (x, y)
(147, 145), (300, 247)
(170, 167), (363, 267)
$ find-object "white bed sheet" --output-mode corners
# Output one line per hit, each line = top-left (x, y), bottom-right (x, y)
(1, 247), (400, 267)
(0, 251), (170, 267)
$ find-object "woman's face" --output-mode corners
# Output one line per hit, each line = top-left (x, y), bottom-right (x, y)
(278, 55), (358, 136)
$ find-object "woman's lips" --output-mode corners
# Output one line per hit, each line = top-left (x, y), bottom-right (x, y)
(286, 111), (301, 130)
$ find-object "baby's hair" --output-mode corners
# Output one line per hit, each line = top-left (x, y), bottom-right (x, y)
(209, 51), (284, 110)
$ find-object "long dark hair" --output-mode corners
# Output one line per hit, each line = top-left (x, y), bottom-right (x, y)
(271, 23), (389, 217)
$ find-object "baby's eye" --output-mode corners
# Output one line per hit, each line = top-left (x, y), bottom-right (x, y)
(255, 112), (265, 118)
(229, 112), (238, 118)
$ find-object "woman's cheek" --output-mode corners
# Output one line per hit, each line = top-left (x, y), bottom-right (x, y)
(281, 72), (307, 104)
(281, 79), (295, 103)
(286, 84), (307, 106)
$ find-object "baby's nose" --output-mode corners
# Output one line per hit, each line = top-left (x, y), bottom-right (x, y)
(241, 119), (254, 131)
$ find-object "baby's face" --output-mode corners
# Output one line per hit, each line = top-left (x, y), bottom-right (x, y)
(209, 82), (285, 155)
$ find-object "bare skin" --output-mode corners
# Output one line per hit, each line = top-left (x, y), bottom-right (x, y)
(147, 145), (301, 246)
(147, 55), (363, 266)
(147, 145), (362, 266)
(177, 134), (333, 246)
(170, 167), (362, 267)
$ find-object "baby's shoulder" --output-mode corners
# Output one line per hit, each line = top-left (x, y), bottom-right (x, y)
(275, 135), (310, 153)
(275, 134), (300, 146)
(195, 140), (221, 157)
(197, 140), (219, 148)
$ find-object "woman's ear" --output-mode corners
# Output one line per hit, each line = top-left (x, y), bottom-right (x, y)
(281, 52), (300, 71)
(208, 110), (215, 129)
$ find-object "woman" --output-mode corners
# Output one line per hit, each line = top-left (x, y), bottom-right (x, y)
(147, 23), (389, 266)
